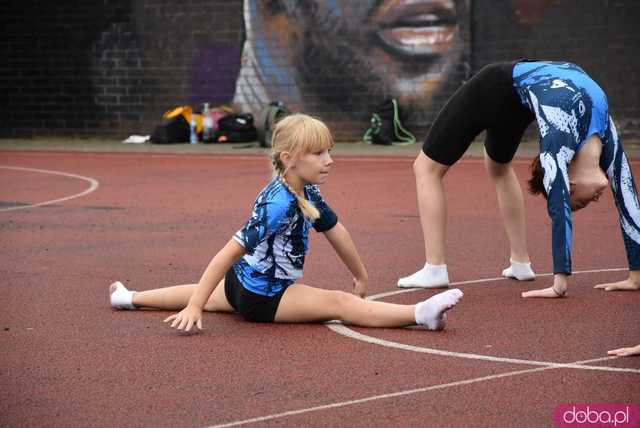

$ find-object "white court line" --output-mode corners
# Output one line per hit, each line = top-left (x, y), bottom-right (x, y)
(205, 355), (619, 428)
(0, 166), (99, 212)
(369, 268), (629, 300)
(328, 268), (640, 374)
(327, 324), (639, 374)
(207, 269), (638, 427)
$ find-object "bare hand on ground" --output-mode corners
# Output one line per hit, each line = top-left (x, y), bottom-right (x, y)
(523, 275), (567, 298)
(521, 286), (564, 298)
(352, 277), (367, 298)
(164, 304), (203, 332)
(594, 278), (640, 291)
(607, 344), (640, 357)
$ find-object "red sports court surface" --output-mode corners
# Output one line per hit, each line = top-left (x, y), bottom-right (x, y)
(1, 150), (638, 427)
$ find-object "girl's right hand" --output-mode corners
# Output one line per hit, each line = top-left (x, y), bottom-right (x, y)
(164, 304), (203, 332)
(352, 277), (368, 298)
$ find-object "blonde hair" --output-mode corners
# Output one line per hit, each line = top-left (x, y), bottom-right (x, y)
(270, 114), (334, 221)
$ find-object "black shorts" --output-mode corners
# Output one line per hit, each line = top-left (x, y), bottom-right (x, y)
(224, 268), (288, 323)
(422, 61), (535, 165)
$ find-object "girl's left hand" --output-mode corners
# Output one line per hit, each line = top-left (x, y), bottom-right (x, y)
(352, 277), (367, 298)
(521, 286), (563, 298)
(522, 274), (567, 298)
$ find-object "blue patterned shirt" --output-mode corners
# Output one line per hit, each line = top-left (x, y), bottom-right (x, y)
(513, 61), (640, 274)
(233, 178), (338, 296)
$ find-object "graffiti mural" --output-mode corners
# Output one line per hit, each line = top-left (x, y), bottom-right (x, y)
(12, 0), (634, 139)
(233, 0), (470, 136)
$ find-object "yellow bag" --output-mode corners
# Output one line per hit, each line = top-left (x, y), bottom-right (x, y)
(163, 106), (203, 133)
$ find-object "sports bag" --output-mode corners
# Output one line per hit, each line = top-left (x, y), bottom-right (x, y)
(150, 106), (202, 144)
(363, 99), (416, 146)
(207, 113), (257, 143)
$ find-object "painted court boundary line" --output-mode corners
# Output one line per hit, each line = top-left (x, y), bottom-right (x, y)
(205, 355), (619, 428)
(328, 325), (639, 373)
(0, 166), (99, 212)
(328, 268), (640, 374)
(208, 268), (637, 428)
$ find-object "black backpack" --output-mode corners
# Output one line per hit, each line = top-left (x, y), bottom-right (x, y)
(208, 113), (258, 143)
(150, 115), (190, 144)
(257, 101), (290, 147)
(363, 99), (416, 146)
(150, 106), (195, 144)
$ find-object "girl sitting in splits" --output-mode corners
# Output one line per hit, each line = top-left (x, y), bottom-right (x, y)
(110, 114), (463, 331)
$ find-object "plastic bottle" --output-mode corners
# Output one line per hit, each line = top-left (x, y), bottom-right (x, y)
(202, 103), (213, 143)
(190, 114), (198, 144)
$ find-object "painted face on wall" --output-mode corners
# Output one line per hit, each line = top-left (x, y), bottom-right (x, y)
(239, 0), (466, 123)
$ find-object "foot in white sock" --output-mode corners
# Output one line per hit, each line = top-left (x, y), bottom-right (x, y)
(414, 288), (463, 330)
(109, 281), (137, 310)
(397, 263), (450, 288)
(501, 260), (535, 281)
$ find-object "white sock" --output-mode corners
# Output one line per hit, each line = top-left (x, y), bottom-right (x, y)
(501, 260), (535, 281)
(398, 263), (450, 288)
(109, 281), (137, 310)
(414, 289), (464, 330)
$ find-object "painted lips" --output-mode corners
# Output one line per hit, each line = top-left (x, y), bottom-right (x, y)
(374, 0), (458, 57)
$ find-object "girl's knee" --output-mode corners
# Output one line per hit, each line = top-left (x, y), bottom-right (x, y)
(414, 153), (448, 178)
(485, 157), (513, 179)
(331, 291), (361, 318)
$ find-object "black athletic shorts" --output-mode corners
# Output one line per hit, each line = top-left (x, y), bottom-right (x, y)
(422, 60), (535, 165)
(224, 267), (288, 323)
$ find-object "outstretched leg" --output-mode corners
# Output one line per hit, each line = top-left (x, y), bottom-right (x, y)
(275, 284), (463, 330)
(484, 151), (535, 280)
(109, 279), (234, 312)
(397, 152), (451, 288)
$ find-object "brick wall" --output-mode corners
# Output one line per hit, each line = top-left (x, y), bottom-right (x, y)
(1, 0), (639, 139)
(1, 0), (244, 138)
(2, 1), (131, 137)
(472, 0), (640, 138)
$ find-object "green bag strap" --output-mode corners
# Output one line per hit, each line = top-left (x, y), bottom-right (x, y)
(391, 99), (416, 146)
(363, 100), (416, 145)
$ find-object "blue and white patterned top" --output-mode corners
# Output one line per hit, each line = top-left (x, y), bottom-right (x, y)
(513, 60), (640, 274)
(233, 178), (338, 296)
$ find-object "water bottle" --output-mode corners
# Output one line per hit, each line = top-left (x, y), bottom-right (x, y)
(202, 103), (214, 143)
(190, 114), (198, 144)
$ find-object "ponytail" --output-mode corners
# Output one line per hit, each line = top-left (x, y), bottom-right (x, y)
(271, 153), (320, 221)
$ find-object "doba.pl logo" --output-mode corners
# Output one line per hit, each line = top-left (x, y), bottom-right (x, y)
(554, 404), (640, 427)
